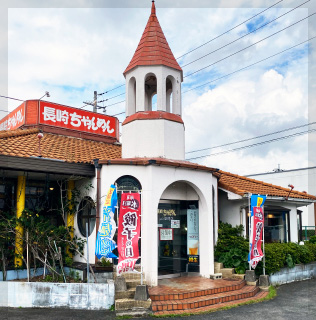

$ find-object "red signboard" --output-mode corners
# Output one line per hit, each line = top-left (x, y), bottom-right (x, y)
(117, 193), (141, 275)
(39, 101), (117, 137)
(249, 206), (264, 269)
(0, 103), (25, 131)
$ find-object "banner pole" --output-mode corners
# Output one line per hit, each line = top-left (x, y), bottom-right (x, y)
(263, 199), (266, 276)
(248, 193), (251, 270)
(86, 222), (90, 283)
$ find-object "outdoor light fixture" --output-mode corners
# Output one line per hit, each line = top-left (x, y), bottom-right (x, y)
(39, 91), (50, 100)
(285, 184), (295, 200)
(49, 187), (54, 191)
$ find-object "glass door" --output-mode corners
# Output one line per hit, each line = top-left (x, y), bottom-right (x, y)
(158, 200), (199, 279)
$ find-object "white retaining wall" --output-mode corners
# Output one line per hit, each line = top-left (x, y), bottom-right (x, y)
(270, 262), (316, 285)
(0, 281), (114, 310)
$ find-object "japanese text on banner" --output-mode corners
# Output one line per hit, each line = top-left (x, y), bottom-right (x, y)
(95, 185), (117, 259)
(117, 193), (141, 274)
(248, 194), (266, 269)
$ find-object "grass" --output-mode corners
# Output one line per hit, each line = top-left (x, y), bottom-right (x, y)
(150, 286), (277, 318)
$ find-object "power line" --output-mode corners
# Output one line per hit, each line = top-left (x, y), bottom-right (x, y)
(98, 92), (125, 102)
(112, 111), (125, 117)
(186, 129), (316, 160)
(176, 0), (284, 60)
(0, 109), (9, 113)
(107, 36), (314, 117)
(105, 13), (314, 115)
(186, 122), (316, 154)
(182, 0), (309, 68)
(184, 11), (314, 78)
(98, 84), (125, 97)
(0, 95), (24, 102)
(96, 1), (284, 100)
(183, 36), (315, 94)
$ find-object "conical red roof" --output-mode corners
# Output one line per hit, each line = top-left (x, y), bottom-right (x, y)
(124, 1), (182, 75)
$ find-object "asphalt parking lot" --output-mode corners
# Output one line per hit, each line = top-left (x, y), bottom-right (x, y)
(0, 278), (315, 320)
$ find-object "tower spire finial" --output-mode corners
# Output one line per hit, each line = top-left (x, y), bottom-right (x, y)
(151, 0), (156, 15)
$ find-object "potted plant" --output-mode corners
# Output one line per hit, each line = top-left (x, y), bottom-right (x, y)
(95, 257), (113, 272)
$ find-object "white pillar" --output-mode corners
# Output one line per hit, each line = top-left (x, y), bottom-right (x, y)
(289, 207), (298, 243)
(136, 74), (145, 112)
(173, 80), (181, 116)
(199, 198), (214, 277)
(142, 184), (159, 286)
(157, 73), (166, 111)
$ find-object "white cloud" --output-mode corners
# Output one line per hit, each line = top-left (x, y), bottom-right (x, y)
(5, 3), (313, 176)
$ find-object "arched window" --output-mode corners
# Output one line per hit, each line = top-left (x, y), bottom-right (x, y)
(128, 77), (136, 115)
(77, 197), (96, 237)
(166, 76), (173, 113)
(144, 73), (157, 111)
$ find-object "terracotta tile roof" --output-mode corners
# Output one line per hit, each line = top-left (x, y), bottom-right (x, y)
(215, 170), (316, 201)
(122, 111), (184, 125)
(124, 1), (182, 75)
(0, 128), (121, 164)
(99, 157), (218, 172)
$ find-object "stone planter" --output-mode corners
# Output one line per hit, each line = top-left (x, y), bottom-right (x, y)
(95, 266), (113, 272)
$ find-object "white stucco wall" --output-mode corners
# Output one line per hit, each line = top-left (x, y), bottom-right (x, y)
(122, 118), (185, 160)
(218, 189), (243, 227)
(247, 168), (316, 226)
(99, 163), (217, 286)
(73, 176), (98, 265)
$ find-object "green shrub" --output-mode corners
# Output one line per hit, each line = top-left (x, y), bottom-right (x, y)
(296, 244), (314, 264)
(218, 248), (248, 274)
(263, 243), (287, 275)
(305, 242), (316, 260)
(215, 222), (248, 260)
(216, 222), (316, 276)
(215, 222), (249, 273)
(309, 235), (316, 244)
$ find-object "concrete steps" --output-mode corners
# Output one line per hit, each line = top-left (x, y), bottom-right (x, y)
(114, 266), (152, 317)
(115, 298), (151, 311)
(151, 284), (260, 313)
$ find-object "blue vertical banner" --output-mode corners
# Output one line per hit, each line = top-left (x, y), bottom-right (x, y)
(248, 194), (266, 267)
(95, 184), (118, 259)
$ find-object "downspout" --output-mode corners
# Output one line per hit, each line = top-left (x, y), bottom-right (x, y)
(93, 159), (101, 265)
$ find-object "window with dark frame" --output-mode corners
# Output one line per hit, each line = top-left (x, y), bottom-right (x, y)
(77, 197), (96, 237)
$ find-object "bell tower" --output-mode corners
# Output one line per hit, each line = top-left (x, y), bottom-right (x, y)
(121, 1), (185, 160)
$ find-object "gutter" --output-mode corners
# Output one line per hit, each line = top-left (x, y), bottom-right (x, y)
(93, 158), (102, 265)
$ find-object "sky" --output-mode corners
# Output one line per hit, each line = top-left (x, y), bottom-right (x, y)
(2, 0), (316, 176)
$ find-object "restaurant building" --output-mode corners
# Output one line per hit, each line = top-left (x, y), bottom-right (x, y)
(0, 1), (315, 287)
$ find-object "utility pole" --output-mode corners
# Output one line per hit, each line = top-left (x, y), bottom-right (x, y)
(93, 91), (97, 113)
(83, 91), (102, 113)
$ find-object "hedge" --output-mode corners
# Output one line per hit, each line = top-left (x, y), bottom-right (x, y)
(216, 222), (316, 276)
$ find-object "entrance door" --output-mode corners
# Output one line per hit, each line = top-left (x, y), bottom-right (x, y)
(157, 200), (199, 279)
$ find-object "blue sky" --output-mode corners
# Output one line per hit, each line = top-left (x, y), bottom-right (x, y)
(3, 1), (315, 175)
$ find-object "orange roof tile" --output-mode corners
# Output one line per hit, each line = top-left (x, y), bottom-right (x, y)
(124, 1), (182, 75)
(0, 128), (121, 164)
(215, 170), (316, 201)
(99, 157), (218, 172)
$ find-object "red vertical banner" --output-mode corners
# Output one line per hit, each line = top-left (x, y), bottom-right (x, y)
(250, 206), (264, 269)
(117, 193), (141, 274)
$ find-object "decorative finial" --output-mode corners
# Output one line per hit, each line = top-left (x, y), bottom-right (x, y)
(151, 0), (156, 15)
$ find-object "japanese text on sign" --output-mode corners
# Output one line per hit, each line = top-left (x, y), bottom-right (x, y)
(0, 103), (25, 131)
(39, 101), (116, 137)
(159, 228), (173, 241)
